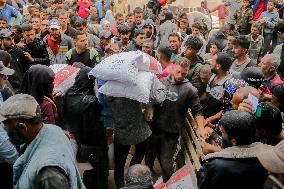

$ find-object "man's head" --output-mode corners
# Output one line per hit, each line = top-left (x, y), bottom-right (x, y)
(232, 36), (250, 59)
(275, 22), (284, 40)
(209, 41), (221, 55)
(267, 1), (276, 12)
(142, 39), (154, 55)
(226, 30), (239, 49)
(0, 50), (11, 67)
(22, 23), (36, 44)
(157, 45), (172, 65)
(143, 23), (153, 38)
(259, 54), (280, 78)
(200, 64), (211, 84)
(183, 36), (203, 59)
(251, 23), (261, 36)
(133, 7), (143, 25)
(99, 30), (112, 48)
(41, 20), (49, 33)
(219, 110), (256, 148)
(164, 12), (174, 21)
(168, 33), (181, 53)
(0, 29), (14, 50)
(271, 84), (284, 111)
(115, 13), (124, 26)
(210, 52), (232, 74)
(54, 0), (63, 9)
(28, 5), (40, 17)
(118, 24), (132, 43)
(125, 164), (153, 186)
(74, 32), (88, 52)
(0, 61), (14, 89)
(127, 13), (134, 25)
(243, 0), (252, 8)
(57, 9), (69, 28)
(40, 9), (48, 21)
(74, 18), (88, 33)
(172, 57), (190, 83)
(231, 86), (260, 110)
(31, 16), (41, 31)
(133, 29), (146, 47)
(49, 19), (61, 39)
(255, 102), (283, 140)
(240, 67), (264, 88)
(0, 94), (42, 145)
(0, 17), (7, 30)
(191, 22), (203, 36)
(178, 18), (188, 30)
(104, 42), (120, 57)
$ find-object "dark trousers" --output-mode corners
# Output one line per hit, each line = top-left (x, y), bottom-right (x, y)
(263, 33), (273, 55)
(0, 163), (13, 189)
(114, 140), (148, 188)
(145, 129), (184, 181)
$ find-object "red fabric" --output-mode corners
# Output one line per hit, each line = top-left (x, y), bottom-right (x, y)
(253, 0), (265, 20)
(47, 35), (60, 55)
(77, 1), (92, 19)
(271, 74), (284, 87)
(156, 63), (174, 79)
(39, 96), (58, 125)
(159, 0), (167, 6)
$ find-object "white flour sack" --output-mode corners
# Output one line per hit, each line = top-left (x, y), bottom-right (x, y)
(88, 51), (142, 84)
(99, 71), (159, 103)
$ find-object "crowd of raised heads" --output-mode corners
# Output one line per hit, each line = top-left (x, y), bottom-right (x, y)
(0, 0), (283, 189)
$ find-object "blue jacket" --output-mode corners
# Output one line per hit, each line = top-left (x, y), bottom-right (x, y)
(13, 125), (85, 189)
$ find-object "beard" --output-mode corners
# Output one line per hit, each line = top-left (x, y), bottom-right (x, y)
(8, 127), (27, 145)
(221, 138), (232, 149)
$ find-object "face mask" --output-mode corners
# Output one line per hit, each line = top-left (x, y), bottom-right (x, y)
(221, 138), (232, 149)
(8, 126), (27, 145)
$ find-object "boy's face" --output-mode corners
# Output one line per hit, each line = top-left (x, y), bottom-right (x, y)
(251, 27), (259, 36)
(200, 71), (211, 84)
(243, 0), (251, 8)
(267, 2), (275, 11)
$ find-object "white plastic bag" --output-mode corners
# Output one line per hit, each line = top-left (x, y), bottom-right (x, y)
(136, 52), (162, 74)
(89, 51), (142, 84)
(99, 72), (159, 103)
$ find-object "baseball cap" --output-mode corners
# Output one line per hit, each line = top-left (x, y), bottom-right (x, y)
(49, 19), (60, 29)
(0, 61), (14, 75)
(240, 67), (264, 88)
(0, 29), (13, 38)
(99, 30), (112, 39)
(0, 94), (41, 122)
(257, 140), (284, 173)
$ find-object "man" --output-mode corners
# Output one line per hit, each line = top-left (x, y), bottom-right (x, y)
(115, 13), (124, 27)
(40, 19), (49, 39)
(0, 16), (7, 29)
(66, 31), (100, 67)
(230, 36), (256, 75)
(203, 53), (232, 119)
(127, 29), (146, 51)
(142, 39), (155, 58)
(143, 18), (157, 42)
(74, 18), (100, 47)
(116, 24), (132, 51)
(21, 23), (50, 66)
(96, 30), (112, 58)
(31, 16), (41, 37)
(258, 1), (279, 55)
(225, 0), (243, 30)
(0, 94), (85, 188)
(259, 54), (284, 90)
(182, 22), (206, 58)
(121, 164), (154, 189)
(246, 23), (264, 63)
(183, 36), (204, 95)
(0, 28), (31, 93)
(0, 0), (19, 25)
(126, 12), (134, 26)
(57, 9), (77, 39)
(0, 61), (16, 189)
(23, 5), (40, 23)
(257, 140), (284, 186)
(222, 30), (239, 59)
(168, 32), (181, 62)
(146, 57), (205, 181)
(159, 12), (178, 47)
(156, 45), (174, 79)
(133, 7), (144, 30)
(198, 110), (272, 189)
(87, 14), (102, 36)
(43, 19), (74, 65)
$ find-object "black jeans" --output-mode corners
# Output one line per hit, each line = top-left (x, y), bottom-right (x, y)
(145, 128), (184, 181)
(0, 163), (13, 189)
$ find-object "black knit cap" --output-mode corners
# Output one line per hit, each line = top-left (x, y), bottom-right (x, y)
(272, 84), (284, 102)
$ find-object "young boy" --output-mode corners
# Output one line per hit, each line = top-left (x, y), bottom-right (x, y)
(246, 23), (264, 64)
(233, 0), (253, 35)
(259, 1), (279, 54)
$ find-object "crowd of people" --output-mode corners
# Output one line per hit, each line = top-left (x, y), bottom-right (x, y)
(0, 0), (283, 188)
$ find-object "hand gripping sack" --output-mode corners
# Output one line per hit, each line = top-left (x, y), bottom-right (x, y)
(88, 51), (141, 84)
